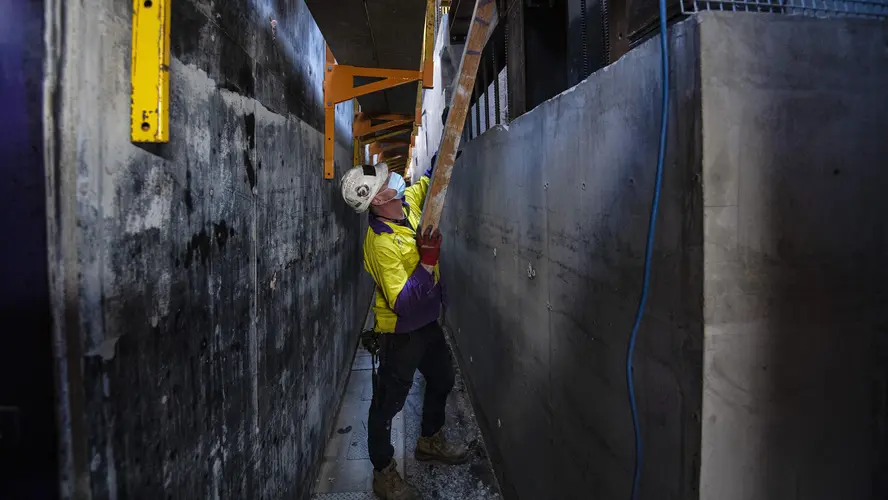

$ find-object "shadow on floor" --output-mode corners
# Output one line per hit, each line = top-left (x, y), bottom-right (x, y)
(312, 332), (502, 500)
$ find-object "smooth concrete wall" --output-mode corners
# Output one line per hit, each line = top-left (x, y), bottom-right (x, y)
(45, 0), (371, 498)
(440, 19), (704, 500)
(698, 13), (888, 500)
(442, 10), (888, 500)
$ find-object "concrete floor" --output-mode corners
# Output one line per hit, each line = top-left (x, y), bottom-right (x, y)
(311, 327), (502, 500)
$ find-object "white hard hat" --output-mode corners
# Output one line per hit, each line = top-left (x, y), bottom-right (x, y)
(341, 162), (389, 213)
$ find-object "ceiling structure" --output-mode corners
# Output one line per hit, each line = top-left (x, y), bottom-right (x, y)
(446, 0), (478, 45)
(306, 0), (432, 172)
(306, 0), (428, 116)
(305, 0), (490, 175)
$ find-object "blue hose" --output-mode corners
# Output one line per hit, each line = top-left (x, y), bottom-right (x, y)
(627, 0), (670, 498)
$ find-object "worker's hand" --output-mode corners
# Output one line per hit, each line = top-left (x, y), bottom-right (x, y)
(417, 226), (442, 267)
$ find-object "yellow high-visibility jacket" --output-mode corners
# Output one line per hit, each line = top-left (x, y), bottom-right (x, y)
(363, 169), (443, 333)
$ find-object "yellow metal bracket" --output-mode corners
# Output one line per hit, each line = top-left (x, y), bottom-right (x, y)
(131, 0), (171, 143)
(421, 0), (436, 90)
(405, 0), (436, 177)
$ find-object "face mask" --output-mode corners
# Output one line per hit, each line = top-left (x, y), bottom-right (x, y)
(387, 173), (406, 200)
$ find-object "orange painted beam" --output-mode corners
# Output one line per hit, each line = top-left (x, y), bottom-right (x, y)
(358, 127), (412, 146)
(354, 115), (414, 139)
(368, 114), (414, 121)
(421, 0), (435, 89)
(323, 46), (423, 179)
(326, 65), (423, 105)
(322, 0), (435, 180)
(323, 45), (336, 179)
(378, 142), (408, 154)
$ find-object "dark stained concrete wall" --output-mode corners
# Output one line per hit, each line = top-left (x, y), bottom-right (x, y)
(698, 13), (888, 500)
(44, 0), (371, 498)
(440, 19), (703, 500)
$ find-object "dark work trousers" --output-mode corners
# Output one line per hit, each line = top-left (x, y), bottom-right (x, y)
(368, 321), (455, 471)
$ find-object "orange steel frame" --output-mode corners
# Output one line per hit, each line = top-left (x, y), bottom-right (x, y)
(353, 114), (414, 138)
(375, 141), (409, 155)
(323, 0), (436, 179)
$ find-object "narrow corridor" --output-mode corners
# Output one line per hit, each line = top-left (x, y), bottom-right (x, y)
(8, 1), (888, 499)
(311, 310), (502, 500)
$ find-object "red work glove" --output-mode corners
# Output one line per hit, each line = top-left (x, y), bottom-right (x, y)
(417, 226), (442, 267)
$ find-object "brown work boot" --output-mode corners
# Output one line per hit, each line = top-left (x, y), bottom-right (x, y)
(372, 459), (418, 500)
(415, 431), (469, 465)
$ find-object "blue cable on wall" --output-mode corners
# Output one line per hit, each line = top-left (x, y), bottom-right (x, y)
(627, 0), (670, 498)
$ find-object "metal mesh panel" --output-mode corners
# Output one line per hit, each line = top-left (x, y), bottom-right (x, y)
(311, 493), (376, 500)
(680, 0), (888, 19)
(346, 424), (401, 460)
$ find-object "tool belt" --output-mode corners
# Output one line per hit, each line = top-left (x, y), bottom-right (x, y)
(360, 328), (380, 357)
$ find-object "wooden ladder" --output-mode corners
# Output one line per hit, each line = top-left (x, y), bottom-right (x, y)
(420, 0), (498, 232)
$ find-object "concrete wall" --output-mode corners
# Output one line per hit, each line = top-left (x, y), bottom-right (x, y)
(698, 13), (888, 500)
(0, 0), (58, 497)
(440, 19), (704, 500)
(441, 11), (888, 500)
(44, 0), (371, 498)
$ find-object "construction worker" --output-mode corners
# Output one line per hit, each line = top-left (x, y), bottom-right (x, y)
(341, 159), (468, 500)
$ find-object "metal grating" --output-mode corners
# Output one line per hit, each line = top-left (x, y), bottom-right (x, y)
(311, 493), (376, 500)
(346, 424), (401, 460)
(681, 0), (888, 19)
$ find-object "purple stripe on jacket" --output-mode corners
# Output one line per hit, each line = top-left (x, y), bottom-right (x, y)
(392, 168), (440, 331)
(393, 266), (441, 332)
(368, 215), (393, 234)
